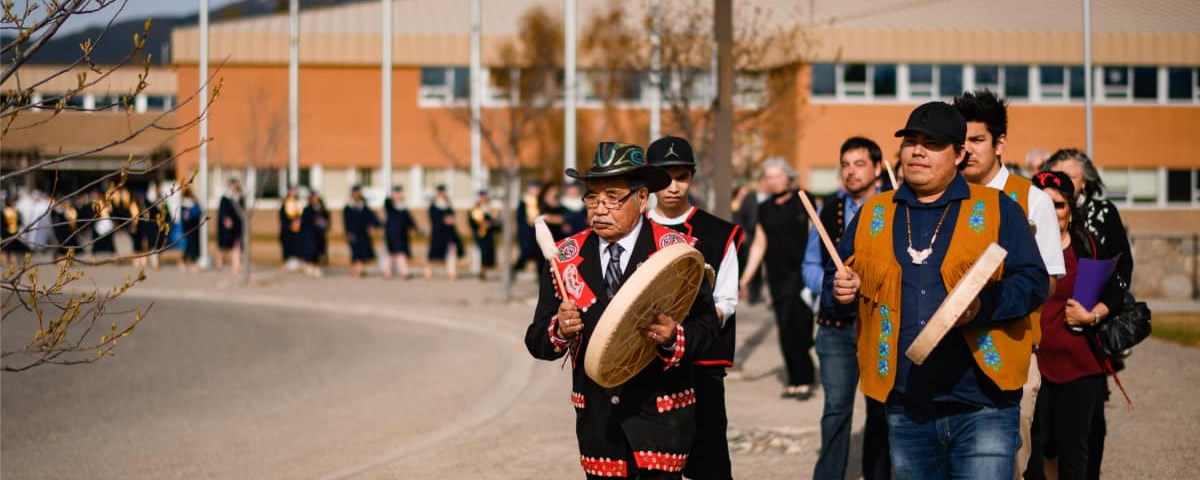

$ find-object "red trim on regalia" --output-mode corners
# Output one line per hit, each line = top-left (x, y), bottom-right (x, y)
(581, 456), (628, 477)
(633, 451), (688, 472)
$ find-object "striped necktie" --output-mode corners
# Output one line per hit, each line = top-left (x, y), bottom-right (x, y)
(605, 243), (624, 299)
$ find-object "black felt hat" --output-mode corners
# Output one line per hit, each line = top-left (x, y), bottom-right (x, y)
(566, 142), (671, 191)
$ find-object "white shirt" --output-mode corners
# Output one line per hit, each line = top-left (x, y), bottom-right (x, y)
(597, 216), (644, 276)
(648, 207), (740, 324)
(986, 165), (1067, 277)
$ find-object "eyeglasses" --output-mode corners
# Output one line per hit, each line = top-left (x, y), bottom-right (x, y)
(583, 189), (640, 209)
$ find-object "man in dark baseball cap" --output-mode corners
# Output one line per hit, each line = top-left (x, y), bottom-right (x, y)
(892, 101), (967, 199)
(822, 100), (1048, 479)
(647, 135), (743, 480)
(894, 100), (967, 146)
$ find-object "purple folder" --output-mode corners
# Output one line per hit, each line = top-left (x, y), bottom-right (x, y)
(1073, 255), (1119, 310)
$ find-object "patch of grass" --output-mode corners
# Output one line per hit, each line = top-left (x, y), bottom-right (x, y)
(1151, 313), (1200, 348)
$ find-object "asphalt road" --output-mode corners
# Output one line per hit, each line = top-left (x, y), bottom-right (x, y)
(1, 296), (513, 479)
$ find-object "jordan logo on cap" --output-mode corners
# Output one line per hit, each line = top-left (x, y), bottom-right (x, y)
(665, 143), (679, 158)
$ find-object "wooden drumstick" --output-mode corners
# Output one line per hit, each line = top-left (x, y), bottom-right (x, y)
(534, 216), (570, 298)
(884, 158), (899, 189)
(905, 243), (1007, 365)
(797, 190), (845, 273)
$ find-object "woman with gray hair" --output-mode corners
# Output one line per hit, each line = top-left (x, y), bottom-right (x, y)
(740, 157), (817, 400)
(1042, 149), (1132, 289)
(1042, 148), (1132, 480)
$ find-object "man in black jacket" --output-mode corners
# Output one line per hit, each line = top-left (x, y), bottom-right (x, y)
(526, 142), (719, 479)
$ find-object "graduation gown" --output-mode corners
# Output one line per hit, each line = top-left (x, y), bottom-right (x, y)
(299, 204), (330, 263)
(427, 203), (462, 261)
(383, 198), (417, 255)
(343, 202), (379, 262)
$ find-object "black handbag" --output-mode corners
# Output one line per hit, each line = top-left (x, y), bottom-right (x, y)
(1095, 291), (1152, 357)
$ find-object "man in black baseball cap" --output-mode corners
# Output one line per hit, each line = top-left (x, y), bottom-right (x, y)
(892, 101), (967, 200)
(647, 135), (743, 480)
(822, 100), (1048, 479)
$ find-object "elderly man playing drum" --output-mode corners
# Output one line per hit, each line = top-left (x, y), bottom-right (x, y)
(525, 142), (719, 479)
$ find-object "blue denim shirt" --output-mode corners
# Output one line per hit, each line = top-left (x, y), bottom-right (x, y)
(822, 175), (1048, 410)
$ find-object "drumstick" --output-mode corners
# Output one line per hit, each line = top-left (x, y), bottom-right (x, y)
(534, 216), (570, 298)
(905, 243), (1007, 364)
(884, 158), (899, 189)
(797, 191), (845, 273)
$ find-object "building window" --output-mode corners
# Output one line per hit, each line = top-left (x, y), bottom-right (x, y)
(909, 64), (935, 99)
(811, 63), (836, 97)
(1004, 66), (1029, 99)
(873, 64), (897, 98)
(64, 93), (86, 109)
(419, 67), (469, 105)
(356, 168), (375, 188)
(488, 68), (517, 103)
(975, 65), (1001, 92)
(939, 65), (964, 98)
(1167, 67), (1195, 101)
(1040, 65), (1067, 101)
(1069, 66), (1087, 99)
(146, 95), (175, 111)
(257, 168), (282, 199)
(1128, 168), (1159, 204)
(840, 63), (868, 97)
(1166, 169), (1194, 204)
(452, 67), (470, 100)
(1103, 66), (1130, 100)
(1132, 67), (1157, 100)
(735, 71), (767, 107)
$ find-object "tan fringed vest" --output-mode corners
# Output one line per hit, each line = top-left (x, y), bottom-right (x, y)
(1002, 173), (1041, 345)
(850, 184), (1034, 402)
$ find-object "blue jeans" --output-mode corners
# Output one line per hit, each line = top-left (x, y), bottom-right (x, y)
(887, 403), (1020, 480)
(813, 323), (891, 480)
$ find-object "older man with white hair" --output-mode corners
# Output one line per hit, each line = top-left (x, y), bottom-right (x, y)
(740, 157), (818, 400)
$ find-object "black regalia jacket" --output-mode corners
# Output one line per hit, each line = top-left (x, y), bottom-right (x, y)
(817, 192), (849, 325)
(659, 208), (743, 367)
(525, 218), (719, 477)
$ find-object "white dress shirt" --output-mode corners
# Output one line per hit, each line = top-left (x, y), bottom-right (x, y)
(597, 216), (644, 276)
(648, 207), (740, 324)
(987, 165), (1067, 277)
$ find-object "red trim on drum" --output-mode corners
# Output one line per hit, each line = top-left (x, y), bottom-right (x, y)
(694, 359), (734, 367)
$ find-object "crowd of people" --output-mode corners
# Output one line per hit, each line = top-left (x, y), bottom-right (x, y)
(2, 87), (1138, 480)
(522, 89), (1134, 480)
(2, 184), (185, 269)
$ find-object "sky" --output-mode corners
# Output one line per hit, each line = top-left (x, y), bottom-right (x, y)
(54, 0), (245, 35)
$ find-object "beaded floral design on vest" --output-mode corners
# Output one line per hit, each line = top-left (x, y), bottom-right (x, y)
(869, 204), (886, 237)
(976, 333), (1003, 372)
(968, 200), (987, 233)
(877, 304), (894, 378)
